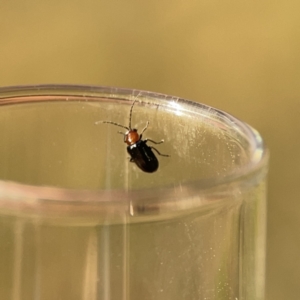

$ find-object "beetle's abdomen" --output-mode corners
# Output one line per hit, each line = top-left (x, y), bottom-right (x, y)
(127, 140), (159, 173)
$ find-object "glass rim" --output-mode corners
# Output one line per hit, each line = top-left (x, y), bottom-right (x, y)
(0, 84), (269, 217)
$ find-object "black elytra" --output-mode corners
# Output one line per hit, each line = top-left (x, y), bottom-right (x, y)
(95, 100), (169, 173)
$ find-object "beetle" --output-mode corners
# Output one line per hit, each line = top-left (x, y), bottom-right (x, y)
(95, 100), (169, 173)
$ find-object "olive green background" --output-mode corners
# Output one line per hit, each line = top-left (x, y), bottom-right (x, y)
(1, 1), (299, 299)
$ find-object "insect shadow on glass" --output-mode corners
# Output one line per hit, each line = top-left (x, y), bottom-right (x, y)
(95, 100), (169, 173)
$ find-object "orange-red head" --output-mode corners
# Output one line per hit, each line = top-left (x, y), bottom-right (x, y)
(124, 129), (140, 145)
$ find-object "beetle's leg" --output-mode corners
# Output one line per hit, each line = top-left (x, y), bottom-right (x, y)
(150, 147), (170, 157)
(117, 131), (127, 142)
(140, 121), (149, 137)
(129, 157), (135, 162)
(145, 138), (164, 145)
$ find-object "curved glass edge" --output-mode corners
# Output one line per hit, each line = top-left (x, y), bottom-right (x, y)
(0, 84), (269, 221)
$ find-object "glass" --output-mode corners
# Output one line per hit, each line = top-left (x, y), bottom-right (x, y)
(0, 85), (268, 300)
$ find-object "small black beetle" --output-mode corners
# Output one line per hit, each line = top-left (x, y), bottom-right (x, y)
(96, 100), (169, 173)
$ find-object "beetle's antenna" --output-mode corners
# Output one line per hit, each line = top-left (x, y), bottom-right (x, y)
(95, 120), (129, 130)
(128, 99), (137, 129)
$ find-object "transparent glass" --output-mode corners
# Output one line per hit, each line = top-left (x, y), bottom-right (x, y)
(0, 85), (268, 300)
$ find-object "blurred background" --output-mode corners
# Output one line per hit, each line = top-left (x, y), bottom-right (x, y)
(1, 1), (299, 299)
